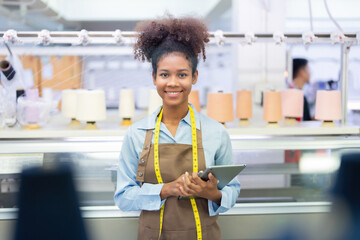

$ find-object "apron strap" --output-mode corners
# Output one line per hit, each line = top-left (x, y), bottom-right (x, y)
(144, 129), (153, 147)
(136, 129), (153, 182)
(136, 120), (204, 182)
(196, 122), (203, 149)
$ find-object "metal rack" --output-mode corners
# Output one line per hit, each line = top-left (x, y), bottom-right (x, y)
(0, 30), (357, 54)
(1, 30), (358, 125)
(0, 30), (359, 45)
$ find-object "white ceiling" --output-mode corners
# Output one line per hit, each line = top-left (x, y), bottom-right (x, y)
(0, 0), (359, 32)
(286, 0), (360, 32)
(0, 0), (227, 30)
(286, 0), (360, 19)
(45, 0), (221, 21)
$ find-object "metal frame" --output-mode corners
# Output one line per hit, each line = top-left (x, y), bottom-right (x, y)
(341, 44), (351, 125)
(0, 31), (359, 45)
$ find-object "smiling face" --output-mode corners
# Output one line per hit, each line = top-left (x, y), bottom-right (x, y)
(153, 52), (198, 109)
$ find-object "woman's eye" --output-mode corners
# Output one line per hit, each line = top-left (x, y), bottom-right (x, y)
(179, 73), (187, 78)
(160, 73), (168, 77)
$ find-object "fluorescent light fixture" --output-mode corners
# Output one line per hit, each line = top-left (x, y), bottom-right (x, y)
(299, 153), (340, 173)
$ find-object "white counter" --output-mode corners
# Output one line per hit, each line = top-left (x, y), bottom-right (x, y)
(0, 202), (331, 220)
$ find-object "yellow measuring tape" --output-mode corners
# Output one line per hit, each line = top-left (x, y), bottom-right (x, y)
(154, 105), (202, 240)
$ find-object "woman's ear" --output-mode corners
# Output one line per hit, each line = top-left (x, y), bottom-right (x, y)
(152, 72), (156, 85)
(192, 70), (198, 85)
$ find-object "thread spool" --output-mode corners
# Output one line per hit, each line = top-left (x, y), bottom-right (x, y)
(188, 90), (201, 112)
(236, 90), (252, 126)
(0, 60), (16, 81)
(281, 89), (304, 125)
(263, 91), (282, 127)
(315, 90), (341, 127)
(24, 89), (40, 129)
(119, 89), (135, 126)
(76, 90), (106, 130)
(61, 89), (81, 126)
(207, 92), (234, 125)
(148, 89), (163, 115)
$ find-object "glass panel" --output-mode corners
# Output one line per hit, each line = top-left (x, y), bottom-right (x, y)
(233, 149), (341, 203)
(0, 152), (119, 208)
(0, 145), (357, 209)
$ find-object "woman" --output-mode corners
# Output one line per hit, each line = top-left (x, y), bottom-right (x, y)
(114, 16), (240, 240)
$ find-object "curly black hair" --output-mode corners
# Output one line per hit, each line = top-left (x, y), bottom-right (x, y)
(134, 15), (209, 75)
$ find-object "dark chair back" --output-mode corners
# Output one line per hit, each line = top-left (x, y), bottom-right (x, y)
(14, 164), (88, 240)
(332, 152), (360, 240)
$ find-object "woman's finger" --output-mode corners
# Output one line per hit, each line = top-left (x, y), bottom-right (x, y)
(208, 173), (218, 186)
(183, 174), (193, 193)
(187, 181), (202, 193)
(184, 175), (201, 194)
(190, 172), (199, 184)
(182, 183), (196, 196)
(184, 172), (194, 186)
(193, 174), (205, 186)
(179, 186), (191, 196)
(182, 181), (190, 193)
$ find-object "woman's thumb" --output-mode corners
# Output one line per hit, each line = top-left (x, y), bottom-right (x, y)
(208, 173), (216, 183)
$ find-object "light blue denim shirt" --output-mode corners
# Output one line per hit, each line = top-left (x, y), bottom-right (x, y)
(114, 104), (241, 216)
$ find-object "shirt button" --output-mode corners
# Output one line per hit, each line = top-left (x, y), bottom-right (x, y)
(138, 172), (143, 177)
(140, 159), (145, 164)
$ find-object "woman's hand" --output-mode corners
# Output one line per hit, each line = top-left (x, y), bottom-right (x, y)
(160, 174), (185, 200)
(180, 172), (222, 205)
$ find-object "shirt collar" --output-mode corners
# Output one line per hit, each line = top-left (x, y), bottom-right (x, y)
(288, 81), (300, 90)
(137, 103), (200, 130)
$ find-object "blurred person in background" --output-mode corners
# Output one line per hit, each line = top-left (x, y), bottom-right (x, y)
(289, 58), (312, 121)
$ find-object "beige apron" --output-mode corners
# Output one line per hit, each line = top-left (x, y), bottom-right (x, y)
(136, 127), (221, 240)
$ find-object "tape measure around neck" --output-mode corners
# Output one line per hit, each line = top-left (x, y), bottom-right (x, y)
(154, 105), (202, 240)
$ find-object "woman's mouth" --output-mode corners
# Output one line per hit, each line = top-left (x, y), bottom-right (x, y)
(165, 91), (183, 97)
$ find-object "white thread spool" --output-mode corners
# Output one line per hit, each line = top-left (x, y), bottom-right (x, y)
(119, 89), (135, 126)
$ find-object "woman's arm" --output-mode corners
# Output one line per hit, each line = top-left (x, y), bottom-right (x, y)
(114, 127), (165, 211)
(209, 127), (241, 215)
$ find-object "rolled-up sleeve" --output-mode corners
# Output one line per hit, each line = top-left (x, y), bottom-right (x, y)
(208, 127), (241, 216)
(114, 126), (165, 211)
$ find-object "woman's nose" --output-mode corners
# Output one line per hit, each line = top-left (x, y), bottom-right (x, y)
(167, 76), (179, 86)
